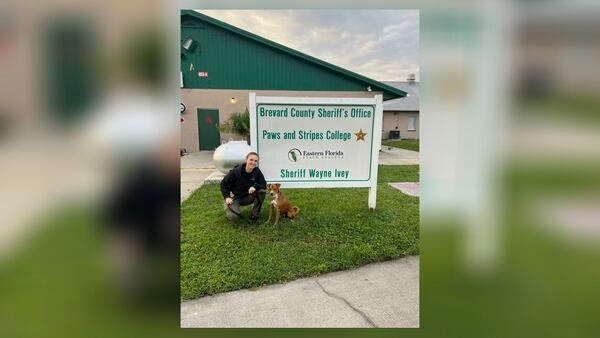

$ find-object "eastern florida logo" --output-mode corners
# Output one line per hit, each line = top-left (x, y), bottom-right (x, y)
(288, 148), (301, 162)
(288, 148), (344, 161)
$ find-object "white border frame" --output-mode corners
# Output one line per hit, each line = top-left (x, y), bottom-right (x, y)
(249, 93), (383, 209)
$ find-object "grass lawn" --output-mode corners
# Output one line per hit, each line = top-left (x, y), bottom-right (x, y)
(382, 139), (419, 152)
(180, 165), (419, 300)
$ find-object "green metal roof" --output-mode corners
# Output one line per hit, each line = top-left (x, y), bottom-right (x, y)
(181, 10), (406, 100)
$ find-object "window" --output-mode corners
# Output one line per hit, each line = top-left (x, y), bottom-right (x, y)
(408, 116), (416, 131)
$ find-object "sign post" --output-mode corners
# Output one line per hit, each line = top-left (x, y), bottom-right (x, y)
(369, 94), (383, 209)
(249, 93), (383, 209)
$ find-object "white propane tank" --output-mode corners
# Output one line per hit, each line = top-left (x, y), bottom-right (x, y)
(213, 140), (251, 174)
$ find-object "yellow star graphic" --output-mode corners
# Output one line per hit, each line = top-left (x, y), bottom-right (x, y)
(355, 129), (368, 141)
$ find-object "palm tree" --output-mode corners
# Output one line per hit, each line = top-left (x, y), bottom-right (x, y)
(219, 108), (250, 143)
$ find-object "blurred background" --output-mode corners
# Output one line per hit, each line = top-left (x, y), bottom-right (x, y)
(1, 0), (599, 337)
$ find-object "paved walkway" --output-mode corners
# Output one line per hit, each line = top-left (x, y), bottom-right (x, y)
(181, 151), (215, 201)
(379, 146), (419, 165)
(181, 256), (419, 328)
(389, 182), (420, 197)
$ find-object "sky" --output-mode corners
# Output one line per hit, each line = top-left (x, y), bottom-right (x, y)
(198, 10), (419, 82)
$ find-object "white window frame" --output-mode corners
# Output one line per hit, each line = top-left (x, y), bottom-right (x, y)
(408, 116), (416, 131)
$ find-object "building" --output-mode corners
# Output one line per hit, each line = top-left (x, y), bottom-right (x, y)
(180, 10), (408, 152)
(381, 77), (420, 140)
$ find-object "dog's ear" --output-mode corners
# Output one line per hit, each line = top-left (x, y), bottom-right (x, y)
(275, 183), (281, 188)
(266, 183), (272, 189)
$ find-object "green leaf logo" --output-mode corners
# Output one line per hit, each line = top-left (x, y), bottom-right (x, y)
(288, 148), (300, 162)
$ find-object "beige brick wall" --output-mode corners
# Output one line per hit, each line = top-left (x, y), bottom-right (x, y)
(382, 111), (419, 140)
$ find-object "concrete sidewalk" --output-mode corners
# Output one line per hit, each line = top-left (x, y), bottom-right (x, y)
(181, 151), (215, 201)
(379, 146), (419, 165)
(181, 256), (419, 328)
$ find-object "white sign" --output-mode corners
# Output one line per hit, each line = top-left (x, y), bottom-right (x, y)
(249, 93), (383, 209)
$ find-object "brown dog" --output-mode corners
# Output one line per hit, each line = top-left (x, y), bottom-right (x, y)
(264, 183), (300, 225)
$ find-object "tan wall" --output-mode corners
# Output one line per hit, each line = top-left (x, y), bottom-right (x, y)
(382, 111), (419, 140)
(180, 89), (380, 152)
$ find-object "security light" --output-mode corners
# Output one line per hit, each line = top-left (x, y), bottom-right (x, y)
(182, 37), (195, 51)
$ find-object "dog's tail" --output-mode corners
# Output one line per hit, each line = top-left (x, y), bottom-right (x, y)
(288, 206), (300, 219)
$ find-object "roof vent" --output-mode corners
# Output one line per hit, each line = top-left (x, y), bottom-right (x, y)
(407, 73), (416, 83)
